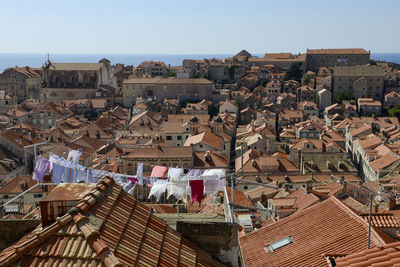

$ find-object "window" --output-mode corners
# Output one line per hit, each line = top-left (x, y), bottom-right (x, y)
(265, 236), (294, 252)
(166, 136), (172, 141)
(177, 136), (182, 140)
(199, 145), (203, 148)
(34, 193), (43, 198)
(3, 195), (8, 199)
(244, 186), (248, 190)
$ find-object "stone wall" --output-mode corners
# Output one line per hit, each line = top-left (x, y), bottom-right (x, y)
(122, 80), (215, 107)
(0, 219), (40, 250)
(176, 221), (239, 267)
(306, 53), (370, 72)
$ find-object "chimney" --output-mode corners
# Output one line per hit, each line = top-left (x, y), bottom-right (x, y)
(305, 179), (313, 194)
(373, 203), (379, 213)
(386, 196), (397, 211)
(339, 176), (345, 185)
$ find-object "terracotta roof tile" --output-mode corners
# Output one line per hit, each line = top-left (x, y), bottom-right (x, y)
(335, 241), (400, 267)
(240, 197), (391, 267)
(0, 177), (225, 267)
(359, 213), (399, 228)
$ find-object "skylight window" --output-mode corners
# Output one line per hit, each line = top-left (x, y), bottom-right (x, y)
(265, 236), (294, 252)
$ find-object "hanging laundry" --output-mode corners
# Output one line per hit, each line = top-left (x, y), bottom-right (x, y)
(32, 157), (51, 182)
(148, 180), (169, 202)
(69, 168), (79, 183)
(167, 181), (188, 200)
(204, 178), (220, 196)
(52, 163), (69, 184)
(202, 169), (225, 178)
(67, 149), (82, 164)
(218, 178), (226, 191)
(129, 177), (139, 185)
(127, 183), (136, 195)
(185, 169), (202, 179)
(167, 167), (184, 180)
(151, 166), (168, 178)
(136, 162), (143, 178)
(189, 180), (204, 204)
(123, 180), (135, 192)
(76, 168), (87, 183)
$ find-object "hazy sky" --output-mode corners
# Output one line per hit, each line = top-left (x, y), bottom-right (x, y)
(1, 0), (399, 54)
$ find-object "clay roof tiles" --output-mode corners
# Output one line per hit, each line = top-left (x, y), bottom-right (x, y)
(0, 177), (225, 267)
(240, 197), (392, 267)
(334, 241), (400, 267)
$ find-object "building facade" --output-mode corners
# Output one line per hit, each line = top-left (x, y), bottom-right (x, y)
(122, 77), (215, 107)
(40, 59), (112, 103)
(0, 67), (41, 102)
(305, 48), (370, 72)
(332, 65), (385, 101)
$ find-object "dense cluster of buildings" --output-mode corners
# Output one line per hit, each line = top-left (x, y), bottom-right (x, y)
(1, 47), (400, 266)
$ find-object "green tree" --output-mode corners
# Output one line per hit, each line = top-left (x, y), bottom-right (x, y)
(257, 78), (270, 87)
(302, 74), (311, 85)
(208, 104), (219, 118)
(386, 105), (400, 117)
(285, 62), (303, 82)
(228, 65), (238, 80)
(167, 71), (177, 77)
(335, 91), (355, 103)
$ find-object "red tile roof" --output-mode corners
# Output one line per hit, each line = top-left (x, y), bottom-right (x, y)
(0, 175), (53, 194)
(334, 242), (400, 267)
(0, 177), (225, 267)
(239, 197), (392, 267)
(359, 213), (400, 228)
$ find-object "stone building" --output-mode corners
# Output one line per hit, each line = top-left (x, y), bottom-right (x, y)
(316, 87), (332, 110)
(0, 67), (41, 101)
(305, 48), (370, 72)
(0, 91), (15, 113)
(357, 98), (382, 115)
(265, 82), (281, 102)
(247, 53), (306, 69)
(332, 65), (385, 100)
(297, 85), (315, 102)
(40, 59), (112, 103)
(122, 77), (214, 107)
(283, 80), (300, 94)
(28, 102), (70, 130)
(136, 61), (168, 77)
(121, 145), (193, 175)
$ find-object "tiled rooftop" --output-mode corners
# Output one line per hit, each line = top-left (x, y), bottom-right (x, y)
(0, 177), (225, 267)
(240, 197), (392, 267)
(334, 241), (400, 267)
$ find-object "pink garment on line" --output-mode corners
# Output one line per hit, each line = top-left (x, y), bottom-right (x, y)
(151, 166), (168, 178)
(189, 180), (204, 204)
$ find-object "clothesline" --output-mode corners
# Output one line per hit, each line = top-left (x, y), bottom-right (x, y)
(32, 149), (231, 204)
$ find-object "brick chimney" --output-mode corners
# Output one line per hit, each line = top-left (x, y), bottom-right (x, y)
(305, 179), (313, 194)
(386, 196), (397, 210)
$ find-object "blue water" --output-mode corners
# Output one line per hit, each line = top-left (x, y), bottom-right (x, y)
(0, 53), (239, 72)
(0, 53), (399, 73)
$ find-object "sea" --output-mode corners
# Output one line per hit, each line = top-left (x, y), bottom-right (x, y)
(0, 53), (399, 73)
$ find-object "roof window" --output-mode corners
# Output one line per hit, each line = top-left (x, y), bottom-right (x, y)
(265, 236), (294, 252)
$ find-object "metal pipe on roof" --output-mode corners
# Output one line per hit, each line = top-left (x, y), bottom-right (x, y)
(367, 193), (373, 249)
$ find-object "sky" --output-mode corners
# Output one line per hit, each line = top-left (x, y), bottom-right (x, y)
(1, 0), (399, 54)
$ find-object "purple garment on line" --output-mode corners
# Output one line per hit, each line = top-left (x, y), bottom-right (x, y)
(128, 177), (139, 184)
(32, 157), (50, 182)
